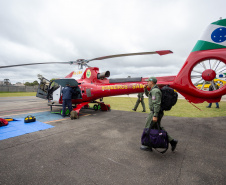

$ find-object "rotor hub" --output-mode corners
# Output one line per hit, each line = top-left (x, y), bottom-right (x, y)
(202, 69), (216, 81)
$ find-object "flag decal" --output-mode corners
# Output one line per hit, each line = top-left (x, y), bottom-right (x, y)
(211, 27), (226, 43)
(192, 19), (226, 52)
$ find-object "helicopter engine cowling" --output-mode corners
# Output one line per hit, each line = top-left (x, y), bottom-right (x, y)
(97, 71), (110, 79)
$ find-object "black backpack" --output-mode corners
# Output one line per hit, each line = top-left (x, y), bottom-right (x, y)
(160, 86), (178, 111)
(153, 86), (178, 111)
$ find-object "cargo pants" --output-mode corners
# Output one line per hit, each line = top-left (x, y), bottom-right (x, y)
(134, 98), (146, 111)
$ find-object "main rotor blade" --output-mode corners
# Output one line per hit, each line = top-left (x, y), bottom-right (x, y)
(87, 50), (173, 62)
(0, 50), (173, 69)
(0, 61), (70, 69)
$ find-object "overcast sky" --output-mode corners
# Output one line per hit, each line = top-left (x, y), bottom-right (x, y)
(0, 0), (225, 84)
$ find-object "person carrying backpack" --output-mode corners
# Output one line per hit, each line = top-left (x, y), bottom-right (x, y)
(140, 77), (178, 152)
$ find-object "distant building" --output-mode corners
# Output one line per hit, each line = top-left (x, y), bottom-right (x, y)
(15, 82), (25, 86)
(0, 81), (3, 86)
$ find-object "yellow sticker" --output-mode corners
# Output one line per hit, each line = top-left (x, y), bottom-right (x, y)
(86, 69), (91, 78)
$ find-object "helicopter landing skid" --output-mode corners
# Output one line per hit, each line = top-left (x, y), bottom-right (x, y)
(72, 101), (111, 117)
(93, 101), (111, 111)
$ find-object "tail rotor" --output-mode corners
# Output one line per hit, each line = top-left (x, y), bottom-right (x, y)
(190, 58), (226, 91)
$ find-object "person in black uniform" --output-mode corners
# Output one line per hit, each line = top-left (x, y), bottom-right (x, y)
(61, 84), (75, 117)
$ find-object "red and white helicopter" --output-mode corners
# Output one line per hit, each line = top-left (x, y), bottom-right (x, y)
(1, 18), (226, 116)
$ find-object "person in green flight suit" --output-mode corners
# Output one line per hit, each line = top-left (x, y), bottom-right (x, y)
(140, 77), (178, 152)
(132, 92), (146, 112)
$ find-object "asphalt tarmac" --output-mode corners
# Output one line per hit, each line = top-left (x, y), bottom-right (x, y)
(0, 97), (226, 185)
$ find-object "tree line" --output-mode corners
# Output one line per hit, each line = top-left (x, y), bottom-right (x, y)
(24, 80), (39, 86)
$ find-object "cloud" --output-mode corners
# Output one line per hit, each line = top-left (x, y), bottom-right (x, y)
(0, 0), (225, 84)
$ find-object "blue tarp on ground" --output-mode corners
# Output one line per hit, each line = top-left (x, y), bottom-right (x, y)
(0, 118), (54, 140)
(12, 111), (64, 123)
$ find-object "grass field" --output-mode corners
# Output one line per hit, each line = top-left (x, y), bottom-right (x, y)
(0, 92), (225, 117)
(102, 97), (226, 118)
(0, 92), (36, 97)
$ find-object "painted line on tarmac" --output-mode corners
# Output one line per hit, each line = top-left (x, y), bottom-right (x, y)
(0, 107), (49, 115)
(44, 117), (70, 123)
(0, 110), (50, 118)
(44, 113), (91, 123)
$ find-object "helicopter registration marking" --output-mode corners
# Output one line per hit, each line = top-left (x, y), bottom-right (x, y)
(73, 71), (83, 75)
(102, 84), (144, 90)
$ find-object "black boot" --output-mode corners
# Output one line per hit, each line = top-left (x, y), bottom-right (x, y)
(140, 145), (152, 151)
(170, 139), (178, 152)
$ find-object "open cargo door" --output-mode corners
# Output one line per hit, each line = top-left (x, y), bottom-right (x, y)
(36, 77), (51, 99)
